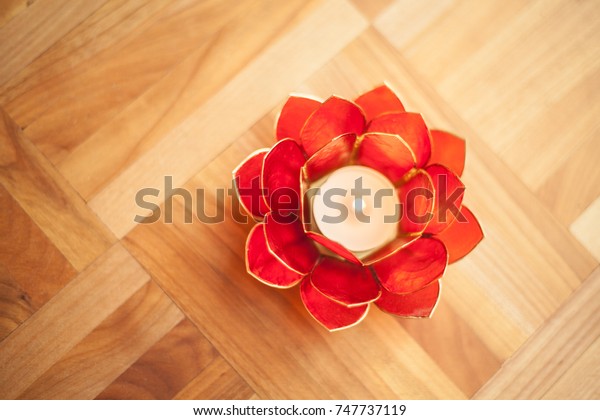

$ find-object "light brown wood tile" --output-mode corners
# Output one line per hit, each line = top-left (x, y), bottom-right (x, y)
(174, 357), (255, 400)
(0, 0), (106, 87)
(0, 108), (115, 271)
(19, 281), (183, 399)
(88, 0), (368, 238)
(57, 0), (322, 201)
(0, 184), (76, 340)
(474, 267), (600, 399)
(0, 0), (32, 28)
(96, 318), (216, 400)
(542, 338), (600, 400)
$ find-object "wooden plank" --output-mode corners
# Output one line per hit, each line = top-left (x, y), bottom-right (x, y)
(349, 0), (395, 21)
(0, 107), (115, 271)
(0, 0), (31, 28)
(397, 300), (501, 397)
(542, 338), (600, 400)
(571, 197), (600, 261)
(377, 0), (600, 192)
(474, 267), (600, 399)
(537, 135), (600, 226)
(0, 244), (149, 399)
(88, 0), (368, 238)
(0, 0), (107, 87)
(374, 0), (454, 48)
(95, 318), (215, 400)
(174, 357), (255, 400)
(19, 0), (254, 164)
(0, 184), (76, 340)
(0, 0), (174, 109)
(57, 0), (322, 201)
(19, 281), (183, 399)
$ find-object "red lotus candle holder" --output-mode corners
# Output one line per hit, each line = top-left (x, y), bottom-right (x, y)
(233, 84), (483, 331)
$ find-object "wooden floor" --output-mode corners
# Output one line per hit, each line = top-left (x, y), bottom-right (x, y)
(0, 0), (599, 400)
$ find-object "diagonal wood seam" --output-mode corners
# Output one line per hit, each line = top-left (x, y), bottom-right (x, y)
(0, 107), (116, 272)
(366, 28), (598, 277)
(126, 251), (262, 399)
(87, 0), (369, 239)
(121, 232), (265, 399)
(0, 243), (147, 398)
(472, 265), (600, 399)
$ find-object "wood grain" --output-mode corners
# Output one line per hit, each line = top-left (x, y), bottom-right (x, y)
(570, 196), (600, 262)
(537, 135), (600, 225)
(0, 184), (76, 340)
(0, 108), (115, 271)
(542, 337), (600, 400)
(174, 357), (256, 400)
(0, 0), (598, 400)
(0, 0), (106, 86)
(88, 0), (368, 238)
(19, 281), (183, 399)
(0, 244), (149, 399)
(96, 318), (215, 400)
(57, 0), (321, 201)
(0, 0), (32, 28)
(474, 267), (600, 399)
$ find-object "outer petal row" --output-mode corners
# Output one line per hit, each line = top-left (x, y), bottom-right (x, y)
(276, 95), (321, 142)
(355, 84), (405, 123)
(300, 278), (369, 332)
(300, 96), (366, 157)
(264, 214), (320, 275)
(246, 224), (304, 288)
(262, 139), (305, 218)
(310, 257), (380, 307)
(434, 205), (483, 263)
(427, 129), (466, 176)
(424, 164), (465, 234)
(397, 169), (434, 234)
(375, 280), (441, 318)
(233, 149), (270, 219)
(372, 237), (447, 294)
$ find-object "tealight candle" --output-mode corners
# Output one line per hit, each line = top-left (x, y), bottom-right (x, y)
(312, 165), (399, 253)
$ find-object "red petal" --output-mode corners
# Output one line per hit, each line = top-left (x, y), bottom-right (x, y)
(276, 95), (321, 142)
(376, 280), (441, 318)
(300, 96), (366, 157)
(372, 238), (447, 294)
(354, 84), (405, 123)
(362, 236), (418, 265)
(246, 224), (304, 288)
(435, 205), (483, 263)
(262, 140), (305, 218)
(367, 112), (432, 168)
(304, 133), (356, 182)
(305, 231), (362, 265)
(424, 164), (465, 235)
(428, 129), (466, 176)
(233, 149), (270, 219)
(300, 278), (369, 331)
(264, 213), (319, 275)
(397, 169), (435, 233)
(356, 132), (416, 184)
(310, 257), (380, 307)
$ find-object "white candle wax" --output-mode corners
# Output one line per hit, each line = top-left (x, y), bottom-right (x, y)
(312, 165), (399, 252)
